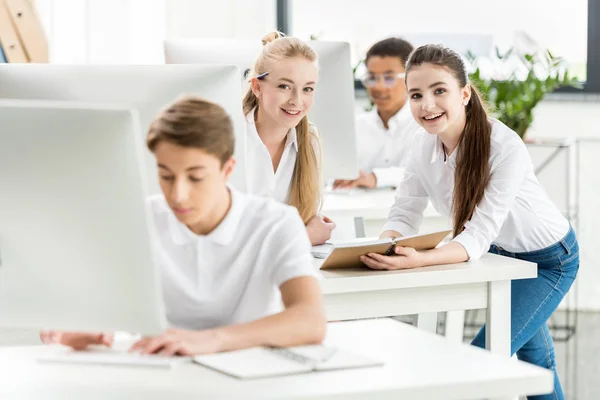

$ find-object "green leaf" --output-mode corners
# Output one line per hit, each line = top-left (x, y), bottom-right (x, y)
(468, 46), (584, 139)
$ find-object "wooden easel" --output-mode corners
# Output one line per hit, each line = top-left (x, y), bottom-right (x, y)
(0, 0), (48, 63)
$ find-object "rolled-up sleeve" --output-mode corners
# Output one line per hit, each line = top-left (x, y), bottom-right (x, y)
(452, 141), (529, 260)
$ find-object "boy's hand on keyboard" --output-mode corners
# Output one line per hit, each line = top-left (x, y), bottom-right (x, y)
(40, 331), (114, 350)
(129, 328), (222, 356)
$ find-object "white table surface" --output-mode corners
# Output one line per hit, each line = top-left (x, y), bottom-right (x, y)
(321, 188), (449, 239)
(0, 318), (552, 400)
(322, 188), (440, 220)
(317, 253), (537, 356)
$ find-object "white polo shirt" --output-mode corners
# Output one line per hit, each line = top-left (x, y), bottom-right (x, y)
(356, 105), (422, 188)
(148, 186), (316, 330)
(245, 108), (321, 204)
(382, 118), (570, 261)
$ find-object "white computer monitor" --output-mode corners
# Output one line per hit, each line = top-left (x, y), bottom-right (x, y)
(0, 100), (166, 335)
(165, 39), (359, 181)
(0, 64), (247, 193)
(165, 38), (262, 80)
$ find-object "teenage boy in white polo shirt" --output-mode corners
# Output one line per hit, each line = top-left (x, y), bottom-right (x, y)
(40, 96), (326, 356)
(334, 37), (422, 189)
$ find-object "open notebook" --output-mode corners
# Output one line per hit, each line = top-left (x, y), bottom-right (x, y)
(193, 344), (383, 379)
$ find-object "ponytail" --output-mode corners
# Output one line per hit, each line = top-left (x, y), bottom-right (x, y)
(452, 87), (491, 237)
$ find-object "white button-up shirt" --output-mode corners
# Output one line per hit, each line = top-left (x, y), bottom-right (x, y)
(148, 186), (315, 330)
(356, 105), (422, 188)
(382, 118), (570, 261)
(245, 109), (299, 203)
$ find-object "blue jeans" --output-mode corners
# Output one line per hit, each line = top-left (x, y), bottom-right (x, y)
(471, 227), (579, 400)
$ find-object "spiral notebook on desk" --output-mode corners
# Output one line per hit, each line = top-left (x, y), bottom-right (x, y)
(193, 345), (383, 379)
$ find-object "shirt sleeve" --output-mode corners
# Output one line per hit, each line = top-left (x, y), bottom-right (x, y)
(381, 149), (429, 236)
(269, 206), (317, 287)
(451, 139), (529, 261)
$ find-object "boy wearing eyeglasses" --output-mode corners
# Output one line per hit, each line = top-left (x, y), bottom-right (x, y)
(333, 38), (422, 189)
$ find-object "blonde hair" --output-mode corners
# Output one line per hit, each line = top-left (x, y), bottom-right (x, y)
(147, 96), (234, 165)
(243, 31), (321, 223)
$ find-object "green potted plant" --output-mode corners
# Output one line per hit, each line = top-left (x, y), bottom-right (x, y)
(467, 48), (582, 139)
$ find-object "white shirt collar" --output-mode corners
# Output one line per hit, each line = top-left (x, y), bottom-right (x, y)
(430, 134), (457, 167)
(245, 107), (298, 152)
(371, 104), (411, 132)
(166, 185), (246, 246)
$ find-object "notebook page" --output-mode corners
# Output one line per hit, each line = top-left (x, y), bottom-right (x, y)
(193, 347), (311, 379)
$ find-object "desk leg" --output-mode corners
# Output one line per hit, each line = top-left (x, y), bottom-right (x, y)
(487, 280), (515, 400)
(353, 217), (365, 238)
(486, 280), (511, 356)
(444, 310), (465, 343)
(417, 312), (438, 334)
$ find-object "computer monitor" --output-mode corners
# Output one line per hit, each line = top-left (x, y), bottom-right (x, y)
(165, 38), (261, 80)
(165, 39), (359, 181)
(0, 64), (247, 193)
(0, 100), (166, 335)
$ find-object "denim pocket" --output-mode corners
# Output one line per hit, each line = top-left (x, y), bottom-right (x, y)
(558, 250), (580, 272)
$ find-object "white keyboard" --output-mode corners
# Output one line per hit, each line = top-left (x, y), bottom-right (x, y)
(37, 348), (192, 369)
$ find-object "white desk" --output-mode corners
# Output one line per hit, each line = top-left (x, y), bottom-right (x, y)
(322, 188), (449, 237)
(0, 319), (552, 400)
(318, 253), (537, 357)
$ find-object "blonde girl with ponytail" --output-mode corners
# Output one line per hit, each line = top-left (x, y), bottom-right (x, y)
(243, 31), (335, 245)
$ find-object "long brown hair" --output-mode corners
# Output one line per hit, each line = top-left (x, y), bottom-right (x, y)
(147, 96), (234, 165)
(406, 44), (491, 237)
(242, 31), (321, 223)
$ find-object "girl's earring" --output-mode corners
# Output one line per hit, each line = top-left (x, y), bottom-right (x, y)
(463, 100), (469, 106)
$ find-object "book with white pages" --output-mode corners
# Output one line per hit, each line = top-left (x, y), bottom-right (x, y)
(313, 229), (452, 269)
(193, 344), (383, 380)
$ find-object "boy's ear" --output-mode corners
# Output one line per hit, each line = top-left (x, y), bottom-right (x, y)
(222, 157), (236, 181)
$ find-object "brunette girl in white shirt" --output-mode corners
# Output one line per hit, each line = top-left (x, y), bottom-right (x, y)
(360, 44), (578, 400)
(40, 96), (326, 355)
(244, 31), (335, 245)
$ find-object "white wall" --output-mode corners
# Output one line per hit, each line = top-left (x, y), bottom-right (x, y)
(35, 0), (276, 64)
(529, 101), (600, 311)
(292, 0), (588, 78)
(165, 0), (276, 41)
(36, 0), (166, 64)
